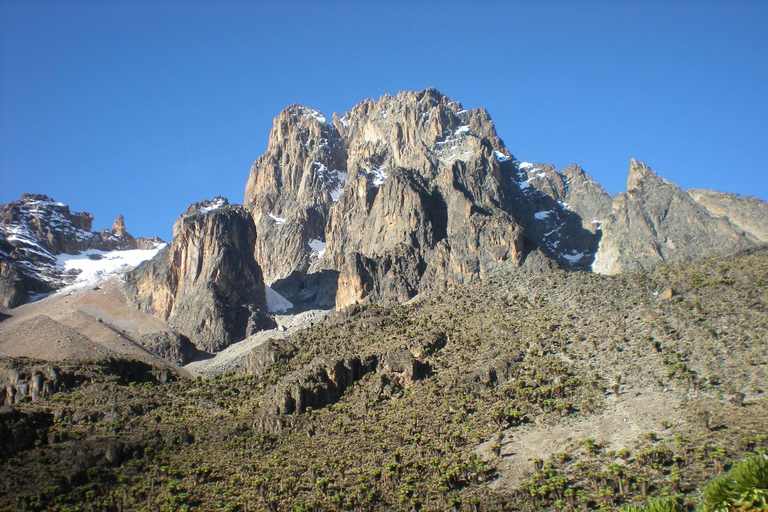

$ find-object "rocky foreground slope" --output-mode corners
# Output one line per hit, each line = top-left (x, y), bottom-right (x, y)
(0, 247), (766, 510)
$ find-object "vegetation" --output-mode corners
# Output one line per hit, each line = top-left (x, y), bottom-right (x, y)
(1, 247), (767, 510)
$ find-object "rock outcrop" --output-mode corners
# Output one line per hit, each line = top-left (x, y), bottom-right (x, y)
(125, 198), (273, 353)
(504, 162), (610, 267)
(324, 91), (528, 310)
(688, 189), (768, 243)
(244, 89), (768, 308)
(240, 339), (298, 376)
(591, 160), (756, 274)
(0, 194), (155, 308)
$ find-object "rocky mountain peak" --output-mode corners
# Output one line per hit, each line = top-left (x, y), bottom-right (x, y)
(245, 88), (536, 309)
(592, 159), (757, 274)
(626, 158), (676, 197)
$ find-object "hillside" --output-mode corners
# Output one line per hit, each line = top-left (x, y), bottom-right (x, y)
(1, 247), (766, 511)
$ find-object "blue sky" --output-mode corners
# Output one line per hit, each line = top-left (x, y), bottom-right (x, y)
(1, 1), (766, 240)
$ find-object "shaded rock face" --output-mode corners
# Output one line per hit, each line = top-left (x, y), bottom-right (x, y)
(592, 160), (756, 274)
(325, 90), (532, 309)
(0, 194), (152, 308)
(688, 189), (768, 243)
(137, 331), (196, 366)
(504, 162), (611, 268)
(125, 199), (273, 353)
(245, 89), (605, 309)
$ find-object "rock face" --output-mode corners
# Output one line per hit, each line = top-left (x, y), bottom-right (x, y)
(244, 105), (347, 285)
(245, 89), (602, 310)
(591, 160), (756, 274)
(0, 194), (153, 308)
(125, 198), (273, 353)
(688, 189), (768, 243)
(505, 162), (611, 267)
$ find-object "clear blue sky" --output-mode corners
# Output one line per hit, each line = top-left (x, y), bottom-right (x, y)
(1, 1), (766, 240)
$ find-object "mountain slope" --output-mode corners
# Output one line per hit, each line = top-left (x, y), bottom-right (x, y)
(1, 247), (766, 510)
(245, 89), (603, 310)
(591, 159), (757, 274)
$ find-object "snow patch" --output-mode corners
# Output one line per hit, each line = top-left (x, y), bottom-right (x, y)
(56, 246), (165, 291)
(268, 214), (286, 225)
(562, 251), (586, 263)
(313, 162), (328, 175)
(265, 285), (293, 313)
(329, 171), (347, 202)
(454, 125), (471, 136)
(494, 151), (511, 162)
(302, 108), (326, 124)
(308, 239), (326, 260)
(363, 166), (388, 187)
(534, 211), (554, 220)
(519, 162), (534, 170)
(199, 197), (227, 214)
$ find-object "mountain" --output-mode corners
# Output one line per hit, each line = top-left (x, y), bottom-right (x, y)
(245, 89), (604, 312)
(0, 194), (163, 308)
(2, 89), (768, 511)
(244, 89), (767, 311)
(591, 159), (756, 274)
(688, 188), (768, 243)
(3, 89), (768, 351)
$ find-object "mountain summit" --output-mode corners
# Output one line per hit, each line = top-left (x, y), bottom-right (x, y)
(242, 88), (766, 310)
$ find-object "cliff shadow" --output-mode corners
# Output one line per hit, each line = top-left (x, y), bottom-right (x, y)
(271, 269), (339, 312)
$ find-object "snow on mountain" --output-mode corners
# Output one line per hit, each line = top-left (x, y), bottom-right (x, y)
(199, 197), (228, 214)
(56, 245), (165, 292)
(265, 285), (294, 313)
(308, 239), (326, 260)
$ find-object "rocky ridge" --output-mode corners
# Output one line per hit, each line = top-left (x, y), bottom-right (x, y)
(592, 159), (756, 274)
(688, 188), (768, 243)
(0, 194), (162, 308)
(245, 89), (605, 310)
(4, 89), (768, 361)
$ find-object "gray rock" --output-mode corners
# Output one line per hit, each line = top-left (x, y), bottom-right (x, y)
(688, 189), (768, 243)
(592, 159), (756, 274)
(137, 331), (195, 365)
(241, 339), (298, 375)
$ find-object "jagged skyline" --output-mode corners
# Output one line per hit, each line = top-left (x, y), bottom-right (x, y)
(1, 1), (767, 240)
